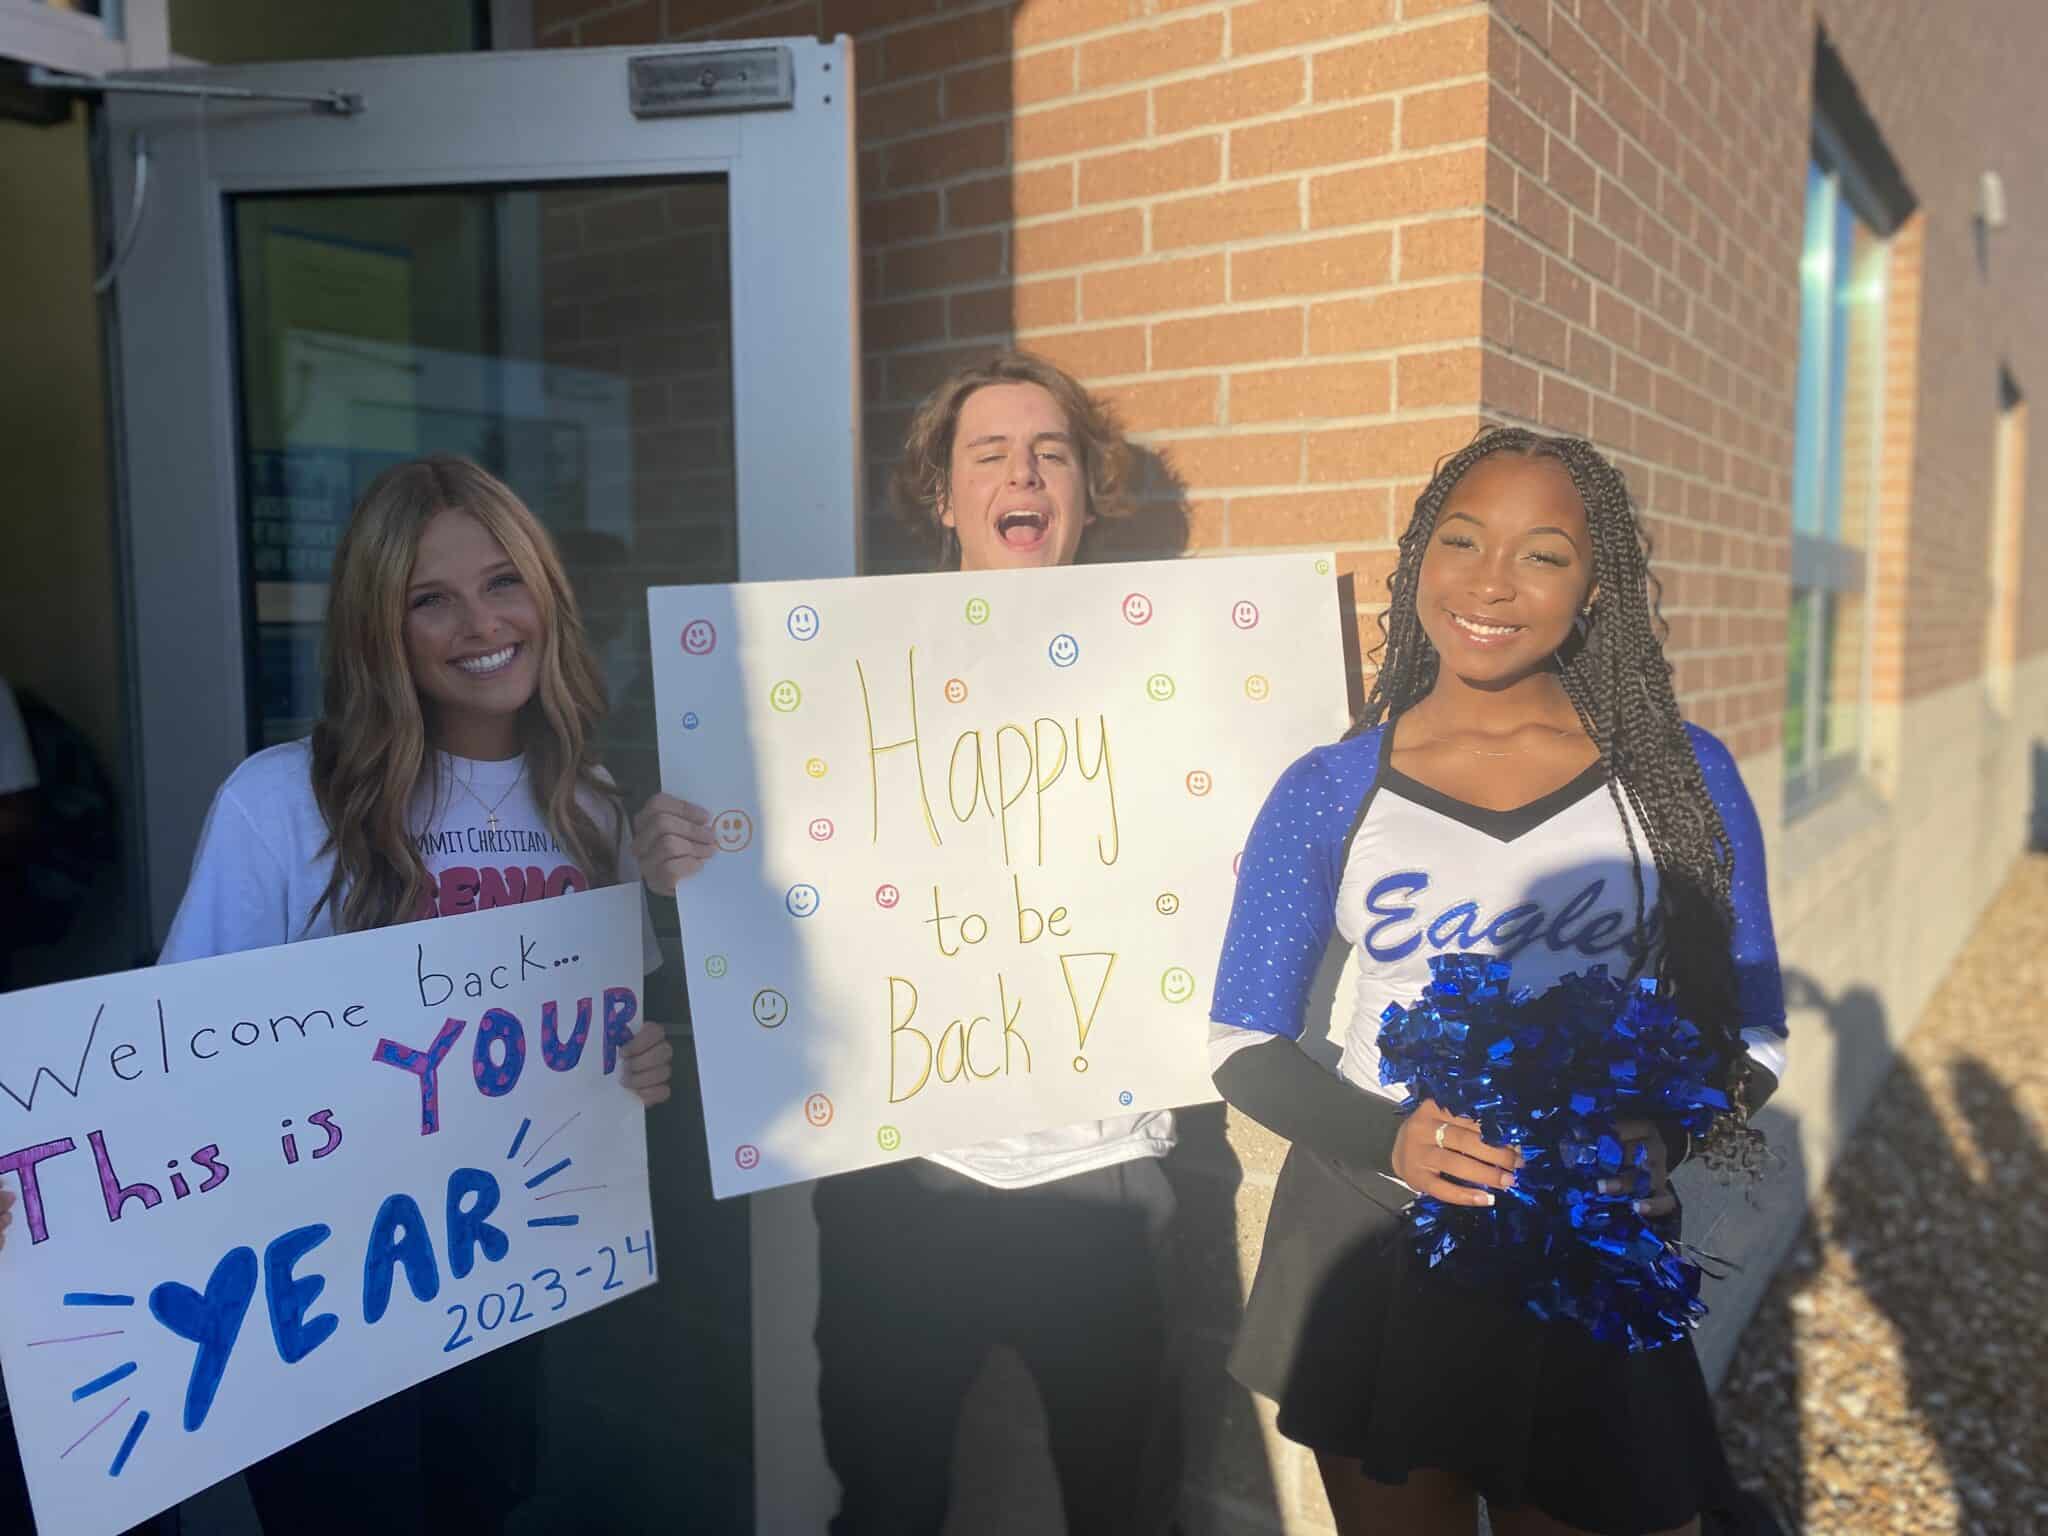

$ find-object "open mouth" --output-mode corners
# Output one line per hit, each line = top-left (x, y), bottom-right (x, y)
(1445, 612), (1525, 645)
(996, 509), (1050, 549)
(454, 643), (521, 676)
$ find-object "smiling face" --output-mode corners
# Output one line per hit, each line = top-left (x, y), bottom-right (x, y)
(713, 810), (753, 852)
(1185, 769), (1212, 797)
(1160, 967), (1196, 1004)
(1146, 673), (1176, 702)
(804, 1093), (834, 1127)
(681, 619), (717, 655)
(808, 818), (834, 842)
(1230, 600), (1259, 630)
(785, 883), (821, 917)
(786, 604), (820, 641)
(1415, 453), (1596, 686)
(1244, 674), (1270, 701)
(403, 509), (543, 760)
(769, 680), (803, 713)
(752, 989), (788, 1028)
(1048, 634), (1080, 668)
(875, 883), (901, 908)
(941, 383), (1090, 571)
(1121, 593), (1153, 625)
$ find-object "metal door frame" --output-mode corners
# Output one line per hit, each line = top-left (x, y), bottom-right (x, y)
(105, 39), (862, 945)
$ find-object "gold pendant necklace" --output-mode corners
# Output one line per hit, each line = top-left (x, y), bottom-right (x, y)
(451, 759), (525, 832)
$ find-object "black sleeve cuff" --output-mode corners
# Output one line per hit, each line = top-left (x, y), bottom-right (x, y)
(1212, 1035), (1405, 1180)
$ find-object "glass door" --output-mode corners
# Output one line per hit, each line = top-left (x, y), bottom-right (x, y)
(107, 40), (861, 949)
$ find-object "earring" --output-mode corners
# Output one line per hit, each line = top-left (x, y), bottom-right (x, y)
(1573, 602), (1594, 641)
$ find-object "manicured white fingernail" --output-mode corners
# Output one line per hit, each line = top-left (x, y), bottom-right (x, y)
(1480, 1193), (1496, 1207)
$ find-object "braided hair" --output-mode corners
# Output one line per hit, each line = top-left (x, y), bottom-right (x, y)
(1355, 425), (1763, 1174)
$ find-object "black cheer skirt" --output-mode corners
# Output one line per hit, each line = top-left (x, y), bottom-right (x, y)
(1229, 1144), (1734, 1536)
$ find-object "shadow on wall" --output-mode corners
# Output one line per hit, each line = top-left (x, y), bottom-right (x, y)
(1714, 965), (2048, 1530)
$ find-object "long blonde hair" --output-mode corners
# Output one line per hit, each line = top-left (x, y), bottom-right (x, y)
(309, 455), (621, 933)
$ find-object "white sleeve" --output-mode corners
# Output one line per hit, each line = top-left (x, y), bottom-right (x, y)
(0, 681), (37, 795)
(158, 783), (296, 964)
(1207, 1020), (1274, 1075)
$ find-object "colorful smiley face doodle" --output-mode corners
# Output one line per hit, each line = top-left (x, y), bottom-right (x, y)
(681, 711), (701, 730)
(805, 757), (828, 778)
(876, 1125), (901, 1151)
(1160, 967), (1197, 1004)
(943, 678), (969, 704)
(752, 988), (789, 1029)
(680, 619), (717, 656)
(965, 597), (991, 626)
(1186, 770), (1213, 797)
(1231, 600), (1260, 630)
(808, 818), (834, 842)
(785, 883), (821, 918)
(1315, 558), (1331, 575)
(704, 955), (729, 979)
(804, 1093), (835, 1127)
(1048, 633), (1080, 668)
(1146, 673), (1176, 702)
(713, 810), (754, 852)
(1121, 593), (1153, 626)
(875, 883), (901, 909)
(1156, 893), (1181, 916)
(1245, 674), (1271, 701)
(769, 679), (802, 713)
(735, 1144), (760, 1170)
(786, 604), (821, 642)
(1118, 1091), (1134, 1107)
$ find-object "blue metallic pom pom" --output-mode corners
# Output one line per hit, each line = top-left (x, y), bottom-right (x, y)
(1376, 953), (1732, 1351)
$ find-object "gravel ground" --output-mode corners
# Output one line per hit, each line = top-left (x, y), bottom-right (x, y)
(1713, 853), (2048, 1535)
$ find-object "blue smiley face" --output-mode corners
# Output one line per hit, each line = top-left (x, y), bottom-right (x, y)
(1119, 1090), (1134, 1107)
(681, 711), (700, 730)
(1048, 633), (1080, 668)
(787, 605), (821, 642)
(785, 883), (821, 918)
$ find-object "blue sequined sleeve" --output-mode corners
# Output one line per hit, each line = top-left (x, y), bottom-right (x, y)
(1686, 724), (1789, 1071)
(1210, 729), (1382, 1041)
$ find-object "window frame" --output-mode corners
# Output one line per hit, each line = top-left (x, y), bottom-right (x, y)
(1785, 121), (1895, 818)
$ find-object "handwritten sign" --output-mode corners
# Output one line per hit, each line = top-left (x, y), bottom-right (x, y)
(0, 886), (655, 1536)
(650, 554), (1350, 1196)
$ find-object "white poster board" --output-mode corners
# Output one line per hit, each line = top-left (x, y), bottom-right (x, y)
(0, 886), (656, 1536)
(650, 554), (1351, 1197)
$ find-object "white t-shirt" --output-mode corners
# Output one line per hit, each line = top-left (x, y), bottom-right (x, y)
(926, 1107), (1176, 1190)
(0, 680), (37, 796)
(160, 741), (660, 971)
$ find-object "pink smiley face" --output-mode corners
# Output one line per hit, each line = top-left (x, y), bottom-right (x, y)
(681, 619), (717, 655)
(734, 1144), (760, 1170)
(943, 678), (968, 704)
(1231, 600), (1259, 630)
(713, 810), (754, 852)
(1186, 770), (1213, 797)
(875, 883), (901, 909)
(808, 817), (834, 842)
(1121, 592), (1153, 626)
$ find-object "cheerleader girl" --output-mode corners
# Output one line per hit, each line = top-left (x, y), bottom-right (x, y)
(157, 455), (674, 1534)
(1208, 428), (1788, 1536)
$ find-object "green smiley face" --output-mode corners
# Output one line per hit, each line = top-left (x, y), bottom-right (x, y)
(704, 955), (728, 979)
(769, 680), (802, 712)
(876, 1126), (901, 1151)
(965, 597), (991, 625)
(1160, 966), (1196, 1004)
(1146, 673), (1176, 702)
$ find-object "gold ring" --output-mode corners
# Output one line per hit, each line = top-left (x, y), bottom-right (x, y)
(1434, 1121), (1449, 1149)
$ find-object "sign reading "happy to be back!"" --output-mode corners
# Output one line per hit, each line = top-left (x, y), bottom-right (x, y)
(0, 885), (656, 1536)
(649, 556), (1351, 1197)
